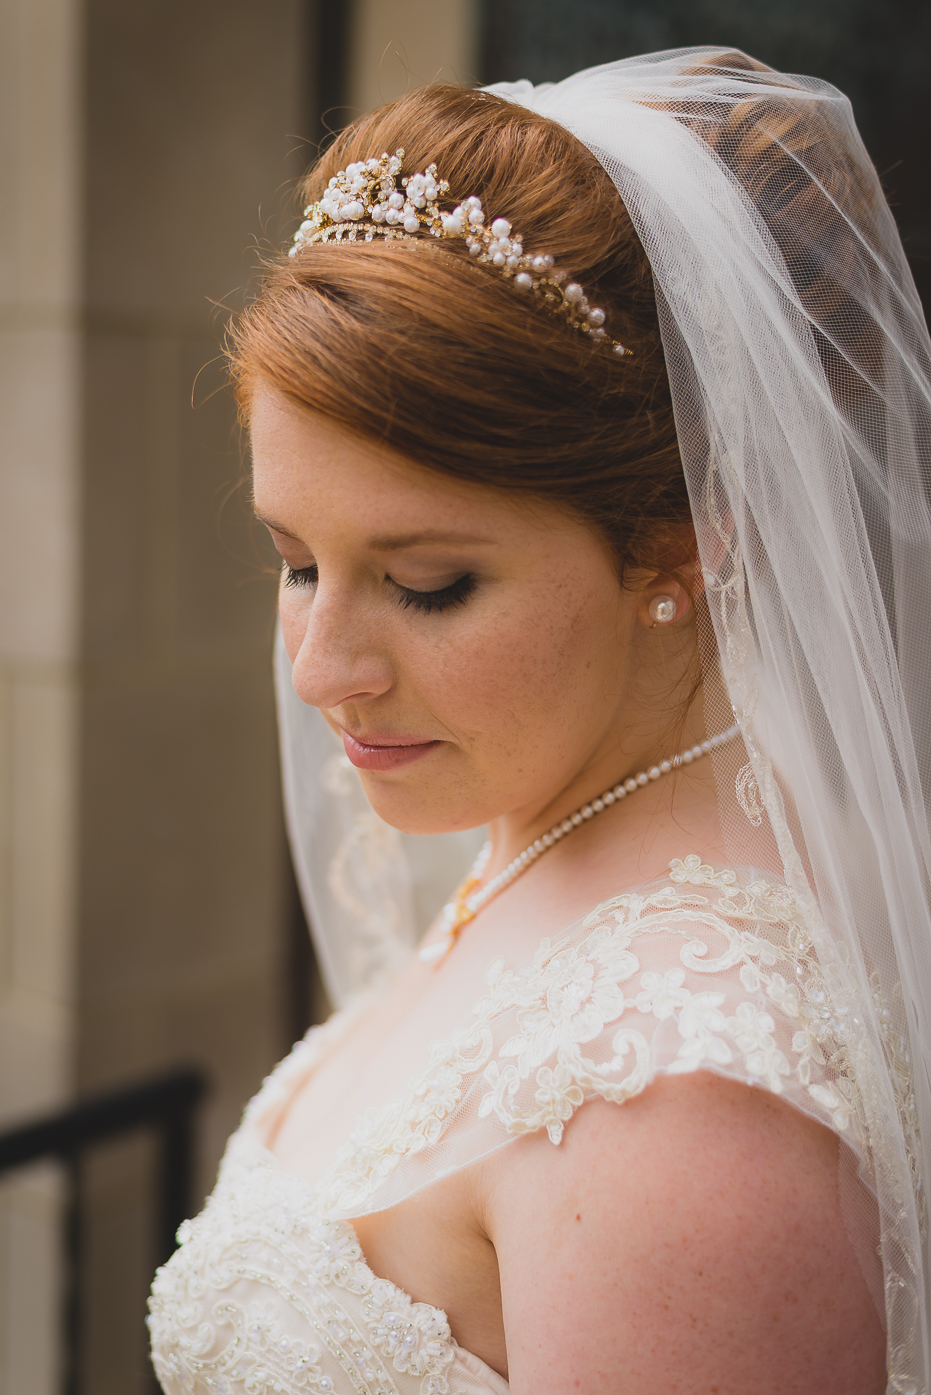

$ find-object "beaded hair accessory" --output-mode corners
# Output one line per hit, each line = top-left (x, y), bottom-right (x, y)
(290, 149), (632, 357)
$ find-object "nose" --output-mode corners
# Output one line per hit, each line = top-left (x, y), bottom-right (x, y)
(285, 583), (394, 710)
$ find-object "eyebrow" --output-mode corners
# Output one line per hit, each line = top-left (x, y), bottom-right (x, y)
(254, 512), (496, 551)
(254, 513), (304, 541)
(367, 530), (497, 551)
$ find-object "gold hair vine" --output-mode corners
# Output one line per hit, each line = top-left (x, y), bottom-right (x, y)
(290, 150), (632, 357)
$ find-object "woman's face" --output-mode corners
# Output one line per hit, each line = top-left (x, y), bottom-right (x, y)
(251, 385), (664, 836)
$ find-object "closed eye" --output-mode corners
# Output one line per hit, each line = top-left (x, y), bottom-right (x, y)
(391, 573), (477, 614)
(283, 564), (476, 615)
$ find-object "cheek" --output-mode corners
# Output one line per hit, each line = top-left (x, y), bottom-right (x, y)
(409, 581), (622, 749)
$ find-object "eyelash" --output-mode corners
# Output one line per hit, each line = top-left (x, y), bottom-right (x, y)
(283, 565), (477, 615)
(396, 572), (477, 614)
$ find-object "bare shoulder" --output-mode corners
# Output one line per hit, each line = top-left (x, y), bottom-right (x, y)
(484, 1071), (885, 1395)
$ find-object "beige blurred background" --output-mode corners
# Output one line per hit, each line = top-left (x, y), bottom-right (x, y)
(0, 2), (478, 1391)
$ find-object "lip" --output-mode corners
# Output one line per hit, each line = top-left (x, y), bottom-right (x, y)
(341, 729), (443, 772)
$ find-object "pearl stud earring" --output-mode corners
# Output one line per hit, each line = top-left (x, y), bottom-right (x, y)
(649, 595), (677, 626)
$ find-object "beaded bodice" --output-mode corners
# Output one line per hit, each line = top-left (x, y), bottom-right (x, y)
(149, 857), (870, 1395)
(148, 1130), (506, 1395)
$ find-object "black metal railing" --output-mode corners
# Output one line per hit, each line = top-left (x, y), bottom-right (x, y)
(0, 1068), (207, 1395)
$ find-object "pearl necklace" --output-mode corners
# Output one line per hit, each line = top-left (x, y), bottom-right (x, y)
(418, 723), (742, 966)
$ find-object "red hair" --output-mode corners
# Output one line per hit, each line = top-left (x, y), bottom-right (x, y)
(228, 83), (689, 578)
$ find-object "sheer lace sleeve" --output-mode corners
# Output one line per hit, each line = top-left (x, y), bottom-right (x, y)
(312, 857), (872, 1219)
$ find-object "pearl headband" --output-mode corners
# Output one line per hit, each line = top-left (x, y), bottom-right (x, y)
(290, 149), (632, 357)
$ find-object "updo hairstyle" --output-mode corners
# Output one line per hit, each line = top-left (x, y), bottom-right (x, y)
(229, 83), (690, 581)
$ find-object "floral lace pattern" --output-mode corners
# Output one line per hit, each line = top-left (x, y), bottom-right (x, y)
(315, 856), (867, 1217)
(150, 857), (874, 1395)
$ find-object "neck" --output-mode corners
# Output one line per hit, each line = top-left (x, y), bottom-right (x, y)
(482, 709), (723, 882)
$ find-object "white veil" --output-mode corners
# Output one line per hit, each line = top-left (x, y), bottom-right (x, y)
(275, 627), (484, 1008)
(276, 48), (931, 1387)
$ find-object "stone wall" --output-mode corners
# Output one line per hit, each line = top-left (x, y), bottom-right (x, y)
(76, 6), (308, 1389)
(0, 2), (307, 1390)
(0, 3), (480, 1389)
(0, 0), (83, 1388)
(349, 0), (479, 111)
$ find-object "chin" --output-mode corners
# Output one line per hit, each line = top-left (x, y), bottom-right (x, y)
(358, 774), (487, 837)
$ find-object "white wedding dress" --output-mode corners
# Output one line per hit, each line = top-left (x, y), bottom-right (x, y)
(148, 855), (871, 1395)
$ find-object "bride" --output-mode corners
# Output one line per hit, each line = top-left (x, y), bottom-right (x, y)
(148, 48), (931, 1394)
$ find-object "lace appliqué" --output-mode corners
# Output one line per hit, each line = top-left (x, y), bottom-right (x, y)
(315, 856), (868, 1216)
(148, 1144), (455, 1395)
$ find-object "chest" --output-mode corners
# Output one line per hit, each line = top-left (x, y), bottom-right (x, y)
(266, 861), (594, 1184)
(268, 835), (693, 1185)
